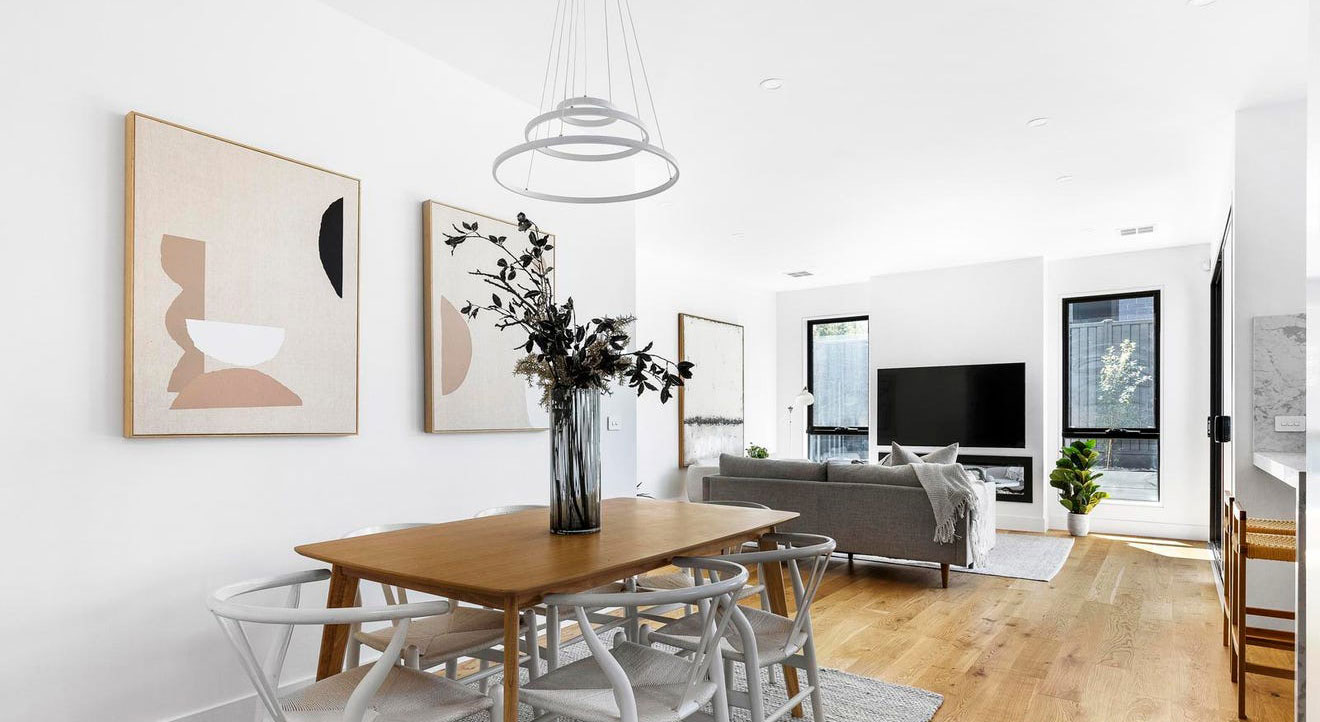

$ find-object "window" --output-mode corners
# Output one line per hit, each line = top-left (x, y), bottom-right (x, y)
(1062, 291), (1160, 502)
(806, 316), (869, 461)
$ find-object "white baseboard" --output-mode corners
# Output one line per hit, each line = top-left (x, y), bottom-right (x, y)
(169, 676), (312, 722)
(1047, 517), (1208, 541)
(996, 514), (1048, 532)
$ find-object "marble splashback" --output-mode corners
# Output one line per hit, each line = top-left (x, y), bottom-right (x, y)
(1252, 313), (1305, 453)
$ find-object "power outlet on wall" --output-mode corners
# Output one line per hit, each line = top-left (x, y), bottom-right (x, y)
(607, 416), (622, 431)
(1274, 415), (1305, 432)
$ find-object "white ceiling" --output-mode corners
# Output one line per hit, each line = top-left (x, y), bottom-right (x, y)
(322, 0), (1307, 289)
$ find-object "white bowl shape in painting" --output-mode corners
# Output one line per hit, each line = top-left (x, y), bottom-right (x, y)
(185, 319), (286, 367)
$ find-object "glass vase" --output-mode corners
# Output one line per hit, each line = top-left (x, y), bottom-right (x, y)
(549, 387), (602, 535)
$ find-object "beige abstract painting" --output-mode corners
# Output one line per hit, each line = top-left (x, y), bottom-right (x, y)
(125, 113), (359, 436)
(423, 201), (550, 433)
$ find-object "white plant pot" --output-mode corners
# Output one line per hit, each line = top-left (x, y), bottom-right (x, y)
(1067, 513), (1090, 537)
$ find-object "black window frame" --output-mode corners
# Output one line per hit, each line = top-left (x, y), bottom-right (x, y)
(1061, 290), (1161, 496)
(805, 315), (870, 443)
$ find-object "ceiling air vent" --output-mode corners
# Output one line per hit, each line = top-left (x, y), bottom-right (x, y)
(1119, 224), (1156, 237)
(784, 270), (813, 278)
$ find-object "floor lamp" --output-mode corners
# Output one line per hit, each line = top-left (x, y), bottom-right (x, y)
(787, 387), (815, 458)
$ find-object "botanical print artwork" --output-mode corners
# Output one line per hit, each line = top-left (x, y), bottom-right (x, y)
(678, 314), (744, 466)
(125, 113), (359, 436)
(423, 201), (551, 433)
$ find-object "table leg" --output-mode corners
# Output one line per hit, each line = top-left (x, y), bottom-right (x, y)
(759, 534), (803, 718)
(502, 600), (521, 722)
(316, 565), (360, 681)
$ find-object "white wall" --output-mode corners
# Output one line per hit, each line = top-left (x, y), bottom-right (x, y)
(1046, 245), (1212, 540)
(1234, 101), (1306, 620)
(867, 258), (1049, 532)
(0, 3), (639, 721)
(633, 252), (777, 499)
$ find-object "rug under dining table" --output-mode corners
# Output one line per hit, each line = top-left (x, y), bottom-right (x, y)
(463, 639), (943, 722)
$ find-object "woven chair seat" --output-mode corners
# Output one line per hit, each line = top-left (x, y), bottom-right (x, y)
(1245, 532), (1297, 562)
(635, 569), (763, 601)
(649, 606), (807, 666)
(1247, 517), (1296, 535)
(520, 640), (718, 722)
(280, 663), (491, 722)
(356, 607), (513, 666)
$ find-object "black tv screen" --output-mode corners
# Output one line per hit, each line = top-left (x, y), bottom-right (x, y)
(875, 362), (1025, 448)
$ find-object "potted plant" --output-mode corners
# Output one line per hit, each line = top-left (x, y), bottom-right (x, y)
(746, 444), (769, 459)
(444, 213), (692, 535)
(1049, 439), (1110, 536)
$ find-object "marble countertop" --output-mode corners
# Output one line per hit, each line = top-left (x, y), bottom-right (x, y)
(1252, 451), (1305, 489)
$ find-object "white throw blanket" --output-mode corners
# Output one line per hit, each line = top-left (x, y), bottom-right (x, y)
(913, 462), (991, 566)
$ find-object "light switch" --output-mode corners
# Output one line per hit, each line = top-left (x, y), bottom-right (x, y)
(606, 416), (622, 431)
(1275, 415), (1306, 432)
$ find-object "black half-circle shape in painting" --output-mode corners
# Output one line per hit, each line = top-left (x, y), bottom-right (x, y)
(319, 197), (345, 298)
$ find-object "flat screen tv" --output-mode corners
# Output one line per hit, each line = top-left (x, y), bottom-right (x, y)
(875, 362), (1025, 448)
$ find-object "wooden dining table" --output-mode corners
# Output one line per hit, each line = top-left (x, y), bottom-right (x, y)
(295, 497), (801, 721)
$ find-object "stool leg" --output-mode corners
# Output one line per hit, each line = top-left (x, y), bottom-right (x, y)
(1236, 541), (1247, 719)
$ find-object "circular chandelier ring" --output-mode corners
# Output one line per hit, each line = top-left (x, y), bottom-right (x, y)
(493, 135), (680, 204)
(554, 96), (620, 128)
(523, 106), (650, 162)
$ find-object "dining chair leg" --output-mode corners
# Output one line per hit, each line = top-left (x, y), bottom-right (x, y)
(405, 645), (421, 669)
(545, 605), (560, 671)
(1236, 538), (1247, 719)
(478, 659), (490, 693)
(745, 660), (768, 722)
(724, 658), (738, 720)
(490, 683), (504, 722)
(625, 577), (641, 643)
(710, 649), (732, 722)
(803, 632), (825, 722)
(522, 609), (542, 680)
(445, 658), (458, 679)
(344, 636), (362, 670)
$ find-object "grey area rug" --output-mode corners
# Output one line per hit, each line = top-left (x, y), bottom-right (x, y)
(464, 639), (943, 722)
(863, 532), (1075, 582)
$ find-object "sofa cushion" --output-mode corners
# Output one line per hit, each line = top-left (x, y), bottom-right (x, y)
(826, 462), (923, 488)
(718, 454), (827, 481)
(890, 442), (960, 465)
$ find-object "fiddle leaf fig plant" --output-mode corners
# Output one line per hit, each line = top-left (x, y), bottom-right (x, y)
(1049, 439), (1110, 514)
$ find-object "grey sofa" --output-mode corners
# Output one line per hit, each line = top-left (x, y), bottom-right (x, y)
(703, 454), (995, 587)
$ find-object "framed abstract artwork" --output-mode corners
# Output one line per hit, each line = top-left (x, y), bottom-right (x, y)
(423, 201), (551, 433)
(124, 113), (360, 437)
(677, 313), (744, 467)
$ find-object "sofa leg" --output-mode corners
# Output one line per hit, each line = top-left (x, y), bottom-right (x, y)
(847, 553), (854, 566)
(940, 563), (950, 589)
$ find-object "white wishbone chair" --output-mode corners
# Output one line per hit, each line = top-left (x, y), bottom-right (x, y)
(647, 533), (837, 722)
(208, 568), (500, 722)
(520, 557), (749, 722)
(472, 504), (638, 671)
(341, 524), (539, 693)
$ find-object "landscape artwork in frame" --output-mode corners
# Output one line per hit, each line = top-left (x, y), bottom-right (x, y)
(124, 113), (360, 437)
(678, 314), (745, 466)
(959, 454), (1034, 503)
(423, 201), (551, 433)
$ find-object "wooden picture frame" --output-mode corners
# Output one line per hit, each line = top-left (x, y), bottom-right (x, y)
(677, 313), (745, 467)
(422, 201), (554, 433)
(124, 112), (361, 437)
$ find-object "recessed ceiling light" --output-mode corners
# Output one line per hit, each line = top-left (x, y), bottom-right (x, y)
(1026, 117), (1050, 128)
(1055, 174), (1074, 183)
(785, 270), (813, 278)
(759, 78), (784, 91)
(1187, 0), (1217, 6)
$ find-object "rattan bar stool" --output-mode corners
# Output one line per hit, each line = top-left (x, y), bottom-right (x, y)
(1228, 500), (1297, 719)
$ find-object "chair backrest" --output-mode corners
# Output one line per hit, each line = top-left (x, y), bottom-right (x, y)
(341, 523), (432, 607)
(473, 504), (549, 518)
(544, 557), (749, 722)
(714, 532), (835, 650)
(208, 569), (450, 722)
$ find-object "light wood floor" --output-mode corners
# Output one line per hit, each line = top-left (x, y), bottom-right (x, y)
(800, 531), (1294, 721)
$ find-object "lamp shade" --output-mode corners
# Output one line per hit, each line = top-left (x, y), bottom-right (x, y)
(794, 388), (815, 407)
